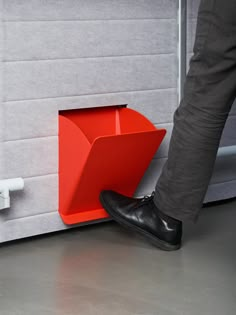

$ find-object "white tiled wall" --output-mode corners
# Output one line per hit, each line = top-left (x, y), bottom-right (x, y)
(0, 0), (179, 242)
(0, 0), (235, 242)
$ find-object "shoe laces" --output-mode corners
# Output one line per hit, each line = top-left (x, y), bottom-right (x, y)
(133, 192), (155, 210)
(140, 191), (155, 204)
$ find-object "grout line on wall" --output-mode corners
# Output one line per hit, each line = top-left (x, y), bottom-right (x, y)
(4, 87), (177, 103)
(4, 52), (176, 63)
(3, 135), (58, 143)
(5, 209), (59, 222)
(22, 173), (58, 180)
(3, 87), (177, 104)
(3, 17), (177, 23)
(208, 177), (236, 187)
(154, 121), (173, 127)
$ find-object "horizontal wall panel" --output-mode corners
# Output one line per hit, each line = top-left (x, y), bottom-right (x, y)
(1, 211), (67, 243)
(4, 101), (58, 140)
(220, 115), (236, 147)
(0, 174), (58, 221)
(209, 154), (236, 185)
(4, 88), (177, 141)
(3, 137), (58, 178)
(230, 101), (236, 115)
(5, 55), (177, 101)
(204, 180), (236, 203)
(131, 90), (178, 124)
(5, 20), (177, 61)
(3, 0), (177, 21)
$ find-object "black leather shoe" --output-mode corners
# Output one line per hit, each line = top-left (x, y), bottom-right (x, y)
(100, 190), (182, 251)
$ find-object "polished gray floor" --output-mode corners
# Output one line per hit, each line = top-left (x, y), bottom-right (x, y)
(0, 199), (236, 315)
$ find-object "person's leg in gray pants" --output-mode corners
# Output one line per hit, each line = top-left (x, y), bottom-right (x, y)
(154, 0), (236, 223)
(100, 0), (236, 250)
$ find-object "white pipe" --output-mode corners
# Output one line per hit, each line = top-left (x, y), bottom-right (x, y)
(0, 178), (24, 191)
(0, 178), (24, 210)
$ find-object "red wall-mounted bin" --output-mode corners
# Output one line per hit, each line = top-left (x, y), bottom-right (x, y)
(59, 105), (166, 225)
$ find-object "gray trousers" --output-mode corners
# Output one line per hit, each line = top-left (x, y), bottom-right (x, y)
(153, 0), (236, 222)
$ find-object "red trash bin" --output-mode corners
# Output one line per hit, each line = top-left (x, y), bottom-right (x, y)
(59, 105), (166, 225)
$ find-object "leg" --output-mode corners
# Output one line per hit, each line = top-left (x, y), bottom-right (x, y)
(100, 0), (236, 250)
(154, 0), (236, 222)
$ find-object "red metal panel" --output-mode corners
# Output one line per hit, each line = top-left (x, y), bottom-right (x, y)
(59, 106), (166, 225)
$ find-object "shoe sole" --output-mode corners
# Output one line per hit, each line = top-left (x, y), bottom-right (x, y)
(100, 194), (181, 251)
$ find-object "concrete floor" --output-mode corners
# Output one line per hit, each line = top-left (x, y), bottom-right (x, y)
(0, 199), (236, 315)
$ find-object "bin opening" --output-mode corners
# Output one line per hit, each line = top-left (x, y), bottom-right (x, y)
(59, 105), (126, 144)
